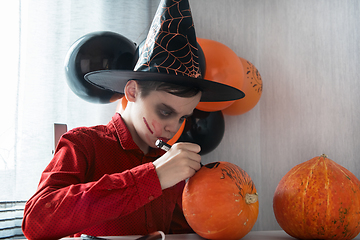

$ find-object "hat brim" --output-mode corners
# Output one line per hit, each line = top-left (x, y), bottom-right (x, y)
(84, 70), (245, 102)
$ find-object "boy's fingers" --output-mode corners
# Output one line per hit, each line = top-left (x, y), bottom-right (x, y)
(173, 142), (201, 153)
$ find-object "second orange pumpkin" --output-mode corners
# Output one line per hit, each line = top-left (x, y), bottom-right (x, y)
(273, 154), (360, 240)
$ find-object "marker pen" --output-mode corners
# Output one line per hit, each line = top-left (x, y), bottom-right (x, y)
(155, 139), (171, 152)
(155, 139), (203, 167)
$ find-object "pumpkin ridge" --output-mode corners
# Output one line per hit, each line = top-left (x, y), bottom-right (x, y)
(324, 158), (331, 236)
(286, 164), (302, 179)
(332, 160), (353, 183)
(302, 159), (318, 237)
(330, 159), (360, 238)
(279, 164), (304, 237)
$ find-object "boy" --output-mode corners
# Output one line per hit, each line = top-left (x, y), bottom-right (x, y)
(22, 0), (244, 239)
(22, 80), (203, 239)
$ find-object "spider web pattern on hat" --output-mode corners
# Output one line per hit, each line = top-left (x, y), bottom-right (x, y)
(84, 0), (245, 102)
(134, 0), (202, 79)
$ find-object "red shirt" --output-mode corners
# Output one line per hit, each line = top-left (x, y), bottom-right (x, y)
(22, 113), (192, 239)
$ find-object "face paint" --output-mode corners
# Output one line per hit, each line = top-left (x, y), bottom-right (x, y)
(151, 119), (163, 138)
(143, 117), (154, 134)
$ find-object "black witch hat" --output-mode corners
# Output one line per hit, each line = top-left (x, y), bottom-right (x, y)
(84, 0), (244, 102)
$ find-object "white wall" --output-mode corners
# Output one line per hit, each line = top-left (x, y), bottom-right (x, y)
(11, 0), (359, 232)
(189, 0), (360, 231)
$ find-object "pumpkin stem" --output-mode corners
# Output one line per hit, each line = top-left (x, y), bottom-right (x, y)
(245, 193), (258, 204)
(321, 154), (328, 158)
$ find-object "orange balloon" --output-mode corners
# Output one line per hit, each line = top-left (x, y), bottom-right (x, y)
(116, 96), (128, 114)
(196, 38), (244, 112)
(115, 96), (185, 145)
(222, 58), (262, 115)
(167, 119), (186, 145)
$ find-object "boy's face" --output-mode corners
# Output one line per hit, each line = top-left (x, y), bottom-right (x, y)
(132, 88), (202, 149)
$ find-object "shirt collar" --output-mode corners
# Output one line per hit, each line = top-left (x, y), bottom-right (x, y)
(109, 113), (164, 157)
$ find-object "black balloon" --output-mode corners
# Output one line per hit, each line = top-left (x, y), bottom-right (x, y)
(177, 109), (225, 155)
(64, 31), (136, 103)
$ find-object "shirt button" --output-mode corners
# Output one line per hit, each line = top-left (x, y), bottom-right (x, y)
(148, 195), (154, 201)
(45, 202), (52, 208)
(148, 222), (153, 228)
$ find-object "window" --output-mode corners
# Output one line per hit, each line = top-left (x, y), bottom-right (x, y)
(0, 0), (158, 238)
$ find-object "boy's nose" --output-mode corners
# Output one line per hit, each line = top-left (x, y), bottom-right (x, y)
(164, 121), (182, 134)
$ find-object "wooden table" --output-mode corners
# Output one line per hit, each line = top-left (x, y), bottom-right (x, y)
(64, 230), (360, 239)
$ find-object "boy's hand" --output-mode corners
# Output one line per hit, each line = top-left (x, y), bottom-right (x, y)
(153, 142), (201, 190)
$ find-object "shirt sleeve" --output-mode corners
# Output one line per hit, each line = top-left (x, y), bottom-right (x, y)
(169, 181), (195, 234)
(22, 131), (163, 240)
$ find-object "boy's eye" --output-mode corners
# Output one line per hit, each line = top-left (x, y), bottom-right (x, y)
(159, 109), (172, 117)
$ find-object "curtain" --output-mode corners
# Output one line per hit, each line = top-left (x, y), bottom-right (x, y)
(0, 0), (160, 204)
(0, 1), (161, 237)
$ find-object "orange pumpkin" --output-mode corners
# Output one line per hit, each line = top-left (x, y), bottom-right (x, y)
(273, 154), (360, 240)
(183, 162), (259, 240)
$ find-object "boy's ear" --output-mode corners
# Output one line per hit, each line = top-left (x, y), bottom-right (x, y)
(124, 80), (138, 102)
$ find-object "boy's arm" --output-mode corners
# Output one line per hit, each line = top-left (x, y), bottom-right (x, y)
(22, 133), (162, 240)
(169, 181), (194, 234)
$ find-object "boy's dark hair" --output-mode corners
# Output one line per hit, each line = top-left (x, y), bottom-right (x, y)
(136, 80), (201, 98)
